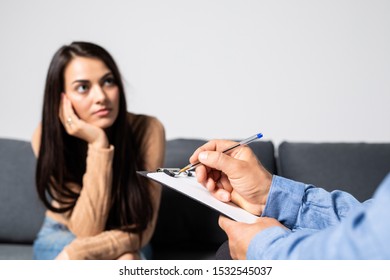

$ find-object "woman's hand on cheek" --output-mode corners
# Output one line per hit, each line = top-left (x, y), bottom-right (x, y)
(59, 93), (109, 149)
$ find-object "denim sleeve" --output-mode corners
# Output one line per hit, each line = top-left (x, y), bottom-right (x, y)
(262, 175), (368, 230)
(248, 173), (390, 259)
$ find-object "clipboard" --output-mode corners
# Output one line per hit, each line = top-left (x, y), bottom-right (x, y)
(138, 170), (259, 224)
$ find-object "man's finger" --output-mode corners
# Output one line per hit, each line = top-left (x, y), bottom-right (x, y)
(211, 187), (231, 202)
(189, 140), (238, 163)
(198, 150), (243, 177)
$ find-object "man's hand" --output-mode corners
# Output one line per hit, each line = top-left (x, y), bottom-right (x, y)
(191, 140), (272, 216)
(219, 216), (287, 259)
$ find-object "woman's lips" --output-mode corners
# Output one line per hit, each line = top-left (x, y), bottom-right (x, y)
(94, 108), (111, 117)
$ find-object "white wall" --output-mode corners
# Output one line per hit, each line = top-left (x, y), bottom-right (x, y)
(1, 0), (389, 146)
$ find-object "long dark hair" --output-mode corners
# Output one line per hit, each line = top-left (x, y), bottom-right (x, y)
(36, 41), (153, 234)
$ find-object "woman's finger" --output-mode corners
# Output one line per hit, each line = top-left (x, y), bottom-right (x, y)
(61, 94), (80, 130)
(58, 94), (65, 124)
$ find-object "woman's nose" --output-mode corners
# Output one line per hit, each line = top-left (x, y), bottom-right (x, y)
(92, 85), (107, 103)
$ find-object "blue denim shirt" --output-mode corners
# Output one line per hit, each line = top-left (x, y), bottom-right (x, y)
(247, 173), (390, 259)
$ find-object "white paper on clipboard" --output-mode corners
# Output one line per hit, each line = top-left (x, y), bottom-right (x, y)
(139, 171), (258, 224)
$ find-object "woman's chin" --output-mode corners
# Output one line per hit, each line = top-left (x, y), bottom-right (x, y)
(92, 118), (115, 129)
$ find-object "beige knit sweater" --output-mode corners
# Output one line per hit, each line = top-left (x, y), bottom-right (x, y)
(32, 113), (165, 259)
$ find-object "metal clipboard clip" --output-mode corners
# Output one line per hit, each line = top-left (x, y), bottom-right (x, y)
(156, 168), (193, 178)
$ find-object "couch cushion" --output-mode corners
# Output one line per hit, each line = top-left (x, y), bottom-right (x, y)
(0, 244), (33, 260)
(163, 138), (276, 173)
(277, 142), (390, 202)
(151, 138), (276, 259)
(0, 138), (45, 244)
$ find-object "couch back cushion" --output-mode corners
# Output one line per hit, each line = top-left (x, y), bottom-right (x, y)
(0, 138), (45, 243)
(277, 142), (390, 202)
(151, 138), (276, 255)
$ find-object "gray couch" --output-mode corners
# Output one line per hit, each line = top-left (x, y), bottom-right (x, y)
(1, 137), (389, 260)
(0, 138), (45, 259)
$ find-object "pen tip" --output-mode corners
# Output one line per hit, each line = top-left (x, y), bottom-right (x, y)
(178, 166), (187, 174)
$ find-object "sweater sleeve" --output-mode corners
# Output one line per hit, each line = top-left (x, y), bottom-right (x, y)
(65, 144), (114, 237)
(31, 123), (115, 237)
(65, 117), (165, 259)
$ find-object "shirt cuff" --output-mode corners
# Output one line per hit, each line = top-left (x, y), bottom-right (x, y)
(247, 226), (290, 260)
(262, 175), (306, 229)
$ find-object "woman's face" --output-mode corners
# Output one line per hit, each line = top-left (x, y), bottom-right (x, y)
(63, 56), (120, 129)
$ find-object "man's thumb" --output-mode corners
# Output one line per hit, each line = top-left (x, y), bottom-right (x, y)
(218, 215), (236, 232)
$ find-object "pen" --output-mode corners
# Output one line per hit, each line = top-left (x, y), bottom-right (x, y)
(178, 133), (263, 174)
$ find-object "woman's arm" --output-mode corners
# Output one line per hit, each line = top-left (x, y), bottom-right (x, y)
(32, 123), (114, 237)
(63, 229), (145, 260)
(31, 124), (42, 157)
(138, 116), (165, 245)
(67, 116), (165, 238)
(65, 144), (114, 237)
(61, 116), (165, 259)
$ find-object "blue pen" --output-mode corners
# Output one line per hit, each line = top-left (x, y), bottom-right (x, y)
(178, 133), (263, 173)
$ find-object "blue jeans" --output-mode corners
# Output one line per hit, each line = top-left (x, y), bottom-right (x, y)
(33, 217), (76, 260)
(33, 216), (152, 259)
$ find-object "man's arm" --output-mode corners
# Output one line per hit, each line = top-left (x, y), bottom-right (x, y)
(263, 175), (368, 230)
(247, 174), (390, 259)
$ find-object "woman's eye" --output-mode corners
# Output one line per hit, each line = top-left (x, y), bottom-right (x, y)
(104, 77), (115, 86)
(76, 84), (89, 93)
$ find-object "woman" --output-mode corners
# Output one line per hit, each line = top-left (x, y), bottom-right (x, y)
(32, 42), (165, 260)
